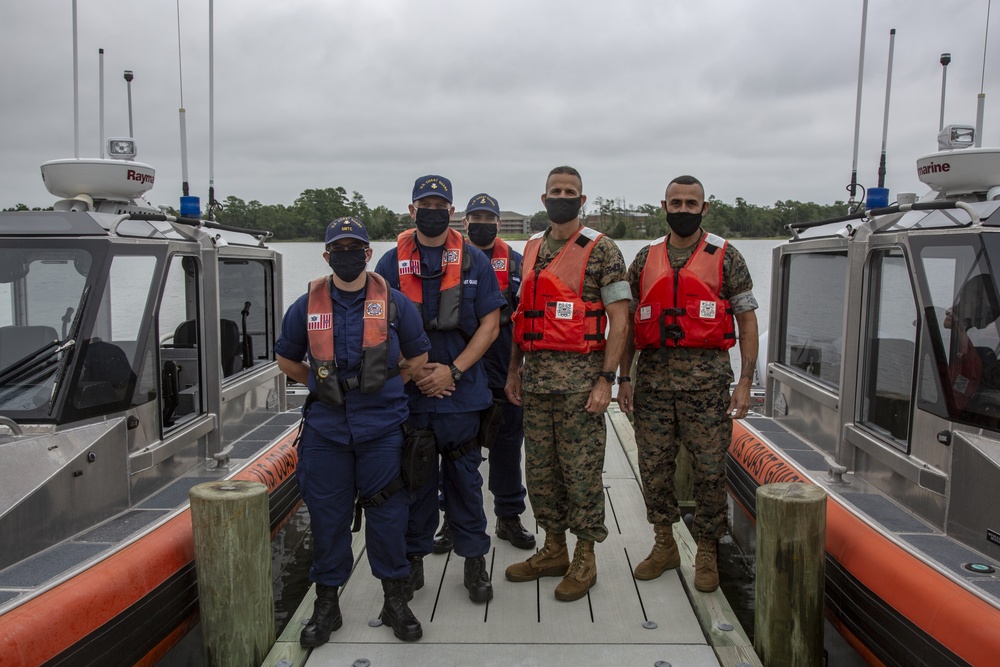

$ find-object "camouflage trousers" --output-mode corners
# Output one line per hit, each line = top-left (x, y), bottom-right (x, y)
(633, 382), (732, 541)
(522, 391), (608, 543)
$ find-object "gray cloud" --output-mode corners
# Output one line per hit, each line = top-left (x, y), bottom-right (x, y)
(2, 0), (997, 217)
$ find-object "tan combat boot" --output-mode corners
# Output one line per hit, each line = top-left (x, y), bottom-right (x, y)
(554, 540), (597, 601)
(505, 531), (569, 582)
(633, 523), (681, 580)
(694, 537), (719, 592)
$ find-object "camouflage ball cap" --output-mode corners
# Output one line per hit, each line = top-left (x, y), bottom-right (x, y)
(412, 175), (453, 204)
(324, 216), (370, 245)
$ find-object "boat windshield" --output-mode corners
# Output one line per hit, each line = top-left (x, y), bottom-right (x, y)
(0, 245), (96, 415)
(0, 242), (162, 423)
(912, 233), (1000, 430)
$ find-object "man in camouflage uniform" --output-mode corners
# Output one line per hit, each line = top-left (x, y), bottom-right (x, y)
(504, 166), (631, 602)
(617, 175), (758, 592)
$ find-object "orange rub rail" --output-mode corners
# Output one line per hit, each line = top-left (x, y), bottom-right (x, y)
(0, 430), (299, 666)
(729, 421), (1000, 666)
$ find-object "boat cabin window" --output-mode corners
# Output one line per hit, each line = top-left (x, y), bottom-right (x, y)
(860, 250), (917, 449)
(158, 255), (204, 429)
(778, 251), (848, 387)
(69, 253), (158, 415)
(0, 246), (94, 418)
(217, 258), (276, 379)
(912, 235), (1000, 430)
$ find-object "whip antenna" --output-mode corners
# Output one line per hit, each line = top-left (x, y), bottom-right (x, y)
(72, 0), (80, 158)
(176, 0), (191, 199)
(975, 0), (992, 147)
(99, 50), (105, 158)
(208, 0), (217, 220)
(847, 0), (870, 210)
(877, 29), (896, 189)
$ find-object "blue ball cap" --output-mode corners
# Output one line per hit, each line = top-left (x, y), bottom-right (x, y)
(412, 175), (453, 203)
(466, 193), (501, 217)
(324, 216), (370, 245)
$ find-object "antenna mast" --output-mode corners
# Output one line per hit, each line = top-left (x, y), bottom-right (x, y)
(877, 29), (896, 189)
(975, 0), (992, 147)
(176, 0), (191, 199)
(99, 50), (105, 158)
(208, 0), (217, 220)
(939, 53), (951, 131)
(124, 69), (134, 138)
(72, 0), (80, 159)
(847, 0), (870, 210)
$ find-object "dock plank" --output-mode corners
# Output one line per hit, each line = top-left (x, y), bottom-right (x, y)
(263, 413), (761, 667)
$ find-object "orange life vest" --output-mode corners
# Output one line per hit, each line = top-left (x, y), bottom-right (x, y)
(306, 272), (396, 406)
(396, 228), (468, 331)
(513, 226), (607, 353)
(634, 232), (736, 350)
(489, 237), (515, 327)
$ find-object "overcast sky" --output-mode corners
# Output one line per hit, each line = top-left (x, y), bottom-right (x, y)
(2, 0), (997, 216)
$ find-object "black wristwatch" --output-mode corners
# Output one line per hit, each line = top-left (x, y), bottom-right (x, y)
(449, 363), (464, 382)
(617, 376), (631, 384)
(596, 371), (616, 384)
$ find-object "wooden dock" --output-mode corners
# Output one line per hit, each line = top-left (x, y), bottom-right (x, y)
(263, 406), (760, 667)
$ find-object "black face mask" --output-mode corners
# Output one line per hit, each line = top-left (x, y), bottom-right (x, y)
(666, 210), (703, 238)
(414, 207), (452, 237)
(328, 249), (367, 282)
(467, 222), (498, 247)
(545, 197), (582, 224)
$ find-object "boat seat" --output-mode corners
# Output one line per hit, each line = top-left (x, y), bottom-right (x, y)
(977, 346), (1000, 389)
(0, 325), (59, 370)
(75, 340), (135, 408)
(172, 318), (244, 378)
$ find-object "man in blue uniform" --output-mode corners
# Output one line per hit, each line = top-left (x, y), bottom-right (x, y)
(275, 217), (430, 644)
(462, 193), (535, 549)
(374, 175), (504, 604)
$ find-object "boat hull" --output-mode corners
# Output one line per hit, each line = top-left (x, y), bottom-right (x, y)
(0, 427), (300, 667)
(727, 419), (1000, 667)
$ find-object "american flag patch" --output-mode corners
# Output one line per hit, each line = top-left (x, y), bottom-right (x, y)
(399, 259), (418, 275)
(307, 313), (332, 330)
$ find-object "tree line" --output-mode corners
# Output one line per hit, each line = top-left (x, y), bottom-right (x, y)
(4, 187), (851, 240)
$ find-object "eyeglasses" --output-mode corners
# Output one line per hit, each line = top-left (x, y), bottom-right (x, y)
(327, 243), (368, 253)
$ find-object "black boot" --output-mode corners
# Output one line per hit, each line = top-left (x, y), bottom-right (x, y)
(464, 555), (494, 602)
(380, 578), (423, 641)
(404, 554), (424, 601)
(299, 584), (342, 647)
(433, 515), (453, 554)
(496, 515), (536, 549)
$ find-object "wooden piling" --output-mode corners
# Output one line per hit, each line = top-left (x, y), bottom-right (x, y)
(190, 480), (274, 666)
(754, 482), (827, 667)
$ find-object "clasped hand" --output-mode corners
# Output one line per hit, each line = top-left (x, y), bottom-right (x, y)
(414, 362), (456, 398)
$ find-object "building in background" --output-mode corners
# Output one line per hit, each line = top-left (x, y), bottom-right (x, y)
(451, 210), (530, 235)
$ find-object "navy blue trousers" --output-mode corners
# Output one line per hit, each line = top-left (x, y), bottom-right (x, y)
(487, 394), (528, 518)
(408, 411), (490, 558)
(296, 423), (409, 585)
